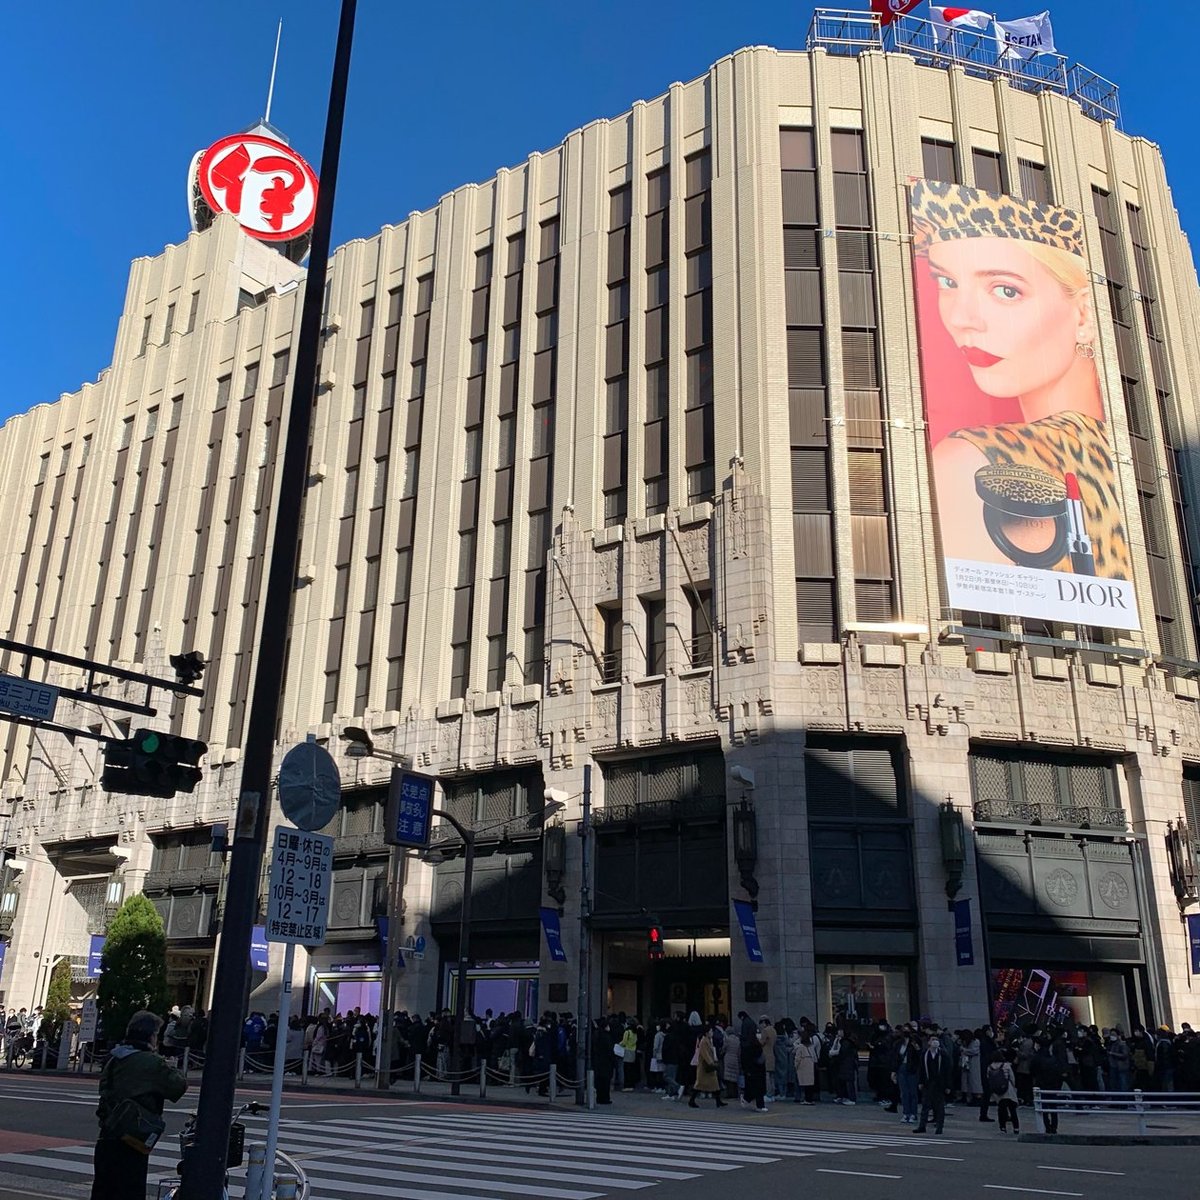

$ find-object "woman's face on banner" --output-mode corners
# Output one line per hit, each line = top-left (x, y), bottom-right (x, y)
(927, 237), (1085, 400)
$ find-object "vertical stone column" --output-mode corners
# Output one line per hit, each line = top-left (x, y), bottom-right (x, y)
(908, 728), (991, 1028)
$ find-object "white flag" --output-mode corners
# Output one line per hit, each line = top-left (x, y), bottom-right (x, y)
(929, 7), (993, 47)
(994, 11), (1057, 61)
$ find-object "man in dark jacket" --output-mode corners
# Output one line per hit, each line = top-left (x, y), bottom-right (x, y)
(1032, 1035), (1066, 1133)
(91, 1011), (187, 1200)
(738, 1011), (766, 1112)
(591, 1018), (614, 1104)
(914, 1028), (951, 1134)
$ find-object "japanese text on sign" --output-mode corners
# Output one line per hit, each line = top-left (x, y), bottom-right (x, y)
(386, 769), (435, 849)
(265, 827), (333, 946)
(0, 674), (59, 722)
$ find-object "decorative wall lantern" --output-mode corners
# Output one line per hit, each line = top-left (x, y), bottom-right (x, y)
(732, 801), (759, 899)
(939, 798), (966, 900)
(1166, 819), (1198, 908)
(543, 822), (567, 907)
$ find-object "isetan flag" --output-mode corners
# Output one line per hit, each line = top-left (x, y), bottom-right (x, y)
(930, 7), (993, 45)
(870, 0), (921, 25)
(995, 11), (1057, 61)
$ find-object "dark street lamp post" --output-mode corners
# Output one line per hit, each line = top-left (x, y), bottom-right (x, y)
(424, 809), (475, 1097)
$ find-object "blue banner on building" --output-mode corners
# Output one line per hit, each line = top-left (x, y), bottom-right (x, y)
(86, 934), (105, 979)
(732, 899), (764, 964)
(539, 906), (567, 962)
(250, 926), (269, 973)
(1188, 914), (1200, 976)
(953, 897), (974, 966)
(0, 941), (7, 987)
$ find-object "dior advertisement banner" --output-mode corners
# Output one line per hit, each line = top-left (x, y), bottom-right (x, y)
(910, 179), (1141, 631)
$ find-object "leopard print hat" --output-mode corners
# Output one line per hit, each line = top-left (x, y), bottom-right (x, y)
(911, 178), (1083, 258)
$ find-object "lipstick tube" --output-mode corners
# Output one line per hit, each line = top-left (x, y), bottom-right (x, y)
(1065, 473), (1096, 576)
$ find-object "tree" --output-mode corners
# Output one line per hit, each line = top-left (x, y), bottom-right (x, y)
(41, 957), (72, 1044)
(97, 893), (170, 1046)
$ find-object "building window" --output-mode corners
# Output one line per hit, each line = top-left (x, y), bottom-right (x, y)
(598, 603), (622, 683)
(921, 137), (957, 183)
(688, 586), (713, 668)
(972, 148), (1003, 193)
(642, 596), (666, 675)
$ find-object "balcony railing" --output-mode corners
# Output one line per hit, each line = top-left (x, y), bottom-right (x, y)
(807, 8), (1120, 126)
(592, 791), (725, 830)
(974, 798), (1128, 831)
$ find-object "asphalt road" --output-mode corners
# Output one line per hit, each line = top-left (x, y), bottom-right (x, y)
(0, 1073), (1191, 1200)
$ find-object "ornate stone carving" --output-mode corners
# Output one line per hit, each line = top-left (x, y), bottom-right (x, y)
(593, 691), (618, 746)
(677, 525), (710, 580)
(683, 676), (714, 729)
(1043, 867), (1080, 908)
(596, 548), (619, 597)
(636, 682), (664, 742)
(513, 704), (540, 752)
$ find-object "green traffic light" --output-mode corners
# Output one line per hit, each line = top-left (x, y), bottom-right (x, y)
(138, 731), (161, 754)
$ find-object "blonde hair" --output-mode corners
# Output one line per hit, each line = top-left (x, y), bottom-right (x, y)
(1020, 240), (1089, 297)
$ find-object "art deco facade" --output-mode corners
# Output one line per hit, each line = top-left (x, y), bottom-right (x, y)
(2, 32), (1199, 1034)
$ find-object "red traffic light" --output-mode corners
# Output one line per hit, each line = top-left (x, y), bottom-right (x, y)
(647, 925), (664, 960)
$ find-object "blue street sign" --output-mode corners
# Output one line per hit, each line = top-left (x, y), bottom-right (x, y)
(1189, 914), (1200, 976)
(385, 768), (435, 848)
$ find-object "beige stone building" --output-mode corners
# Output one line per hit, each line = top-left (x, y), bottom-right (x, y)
(1, 23), (1199, 1036)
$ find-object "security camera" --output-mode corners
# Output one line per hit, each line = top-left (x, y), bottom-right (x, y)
(730, 765), (755, 789)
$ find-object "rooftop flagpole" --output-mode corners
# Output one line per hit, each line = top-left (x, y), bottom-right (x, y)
(264, 19), (283, 125)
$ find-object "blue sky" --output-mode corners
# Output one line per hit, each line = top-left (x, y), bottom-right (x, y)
(2, 2), (1194, 420)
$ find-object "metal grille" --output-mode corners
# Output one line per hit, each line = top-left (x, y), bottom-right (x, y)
(972, 756), (1013, 806)
(342, 798), (377, 836)
(70, 881), (108, 933)
(1068, 763), (1109, 810)
(180, 841), (212, 870)
(605, 766), (639, 808)
(1024, 760), (1060, 807)
(481, 780), (517, 821)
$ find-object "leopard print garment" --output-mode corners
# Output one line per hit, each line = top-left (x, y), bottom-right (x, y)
(910, 178), (1083, 257)
(949, 410), (1132, 579)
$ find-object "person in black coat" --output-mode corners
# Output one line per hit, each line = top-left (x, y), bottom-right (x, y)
(1032, 1035), (1066, 1133)
(591, 1018), (614, 1104)
(914, 1029), (952, 1134)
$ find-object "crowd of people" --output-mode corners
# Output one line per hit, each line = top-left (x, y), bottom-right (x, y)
(576, 1011), (1200, 1133)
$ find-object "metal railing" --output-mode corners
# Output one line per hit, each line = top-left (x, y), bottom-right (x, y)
(973, 799), (1128, 830)
(1034, 1088), (1200, 1136)
(807, 9), (1120, 126)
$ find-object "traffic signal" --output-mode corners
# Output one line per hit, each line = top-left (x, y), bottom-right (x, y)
(101, 729), (207, 798)
(170, 651), (207, 686)
(648, 924), (665, 961)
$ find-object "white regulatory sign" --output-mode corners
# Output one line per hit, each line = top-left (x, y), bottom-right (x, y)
(79, 999), (98, 1043)
(265, 826), (333, 946)
(0, 674), (59, 722)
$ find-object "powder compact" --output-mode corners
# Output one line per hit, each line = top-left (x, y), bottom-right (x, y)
(974, 464), (1069, 570)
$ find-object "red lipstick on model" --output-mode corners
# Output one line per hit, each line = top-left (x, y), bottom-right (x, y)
(961, 346), (1003, 368)
(1065, 472), (1096, 576)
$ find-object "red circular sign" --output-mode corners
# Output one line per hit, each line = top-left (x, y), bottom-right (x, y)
(197, 133), (318, 243)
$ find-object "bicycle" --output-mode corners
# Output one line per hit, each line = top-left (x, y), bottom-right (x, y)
(158, 1101), (310, 1200)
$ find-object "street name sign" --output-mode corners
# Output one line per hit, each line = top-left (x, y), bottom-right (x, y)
(0, 674), (58, 722)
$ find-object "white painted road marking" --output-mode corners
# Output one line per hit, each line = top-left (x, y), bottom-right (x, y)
(1038, 1165), (1126, 1176)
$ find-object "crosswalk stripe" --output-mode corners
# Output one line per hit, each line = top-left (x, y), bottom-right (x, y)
(0, 1105), (943, 1199)
(313, 1115), (783, 1163)
(263, 1156), (606, 1200)
(236, 1121), (693, 1184)
(276, 1116), (759, 1168)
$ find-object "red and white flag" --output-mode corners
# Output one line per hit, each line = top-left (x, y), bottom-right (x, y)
(930, 7), (993, 45)
(870, 0), (921, 25)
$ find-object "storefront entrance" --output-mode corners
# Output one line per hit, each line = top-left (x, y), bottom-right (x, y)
(602, 932), (730, 1022)
(311, 964), (383, 1017)
(445, 962), (539, 1021)
(165, 952), (211, 1009)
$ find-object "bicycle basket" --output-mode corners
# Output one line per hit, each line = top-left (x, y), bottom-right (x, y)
(227, 1120), (245, 1169)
